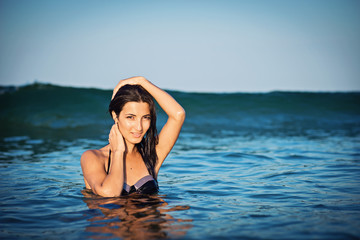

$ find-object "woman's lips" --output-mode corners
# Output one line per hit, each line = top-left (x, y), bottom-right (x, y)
(131, 132), (142, 138)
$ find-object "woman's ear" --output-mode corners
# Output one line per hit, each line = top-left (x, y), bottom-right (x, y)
(111, 111), (118, 122)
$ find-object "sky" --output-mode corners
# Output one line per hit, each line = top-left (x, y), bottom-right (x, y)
(0, 0), (359, 92)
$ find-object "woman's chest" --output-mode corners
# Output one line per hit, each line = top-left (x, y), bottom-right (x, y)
(125, 157), (150, 185)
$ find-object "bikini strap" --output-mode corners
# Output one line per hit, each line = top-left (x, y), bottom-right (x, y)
(106, 149), (111, 175)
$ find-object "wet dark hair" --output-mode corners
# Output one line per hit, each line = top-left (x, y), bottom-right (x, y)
(109, 85), (158, 179)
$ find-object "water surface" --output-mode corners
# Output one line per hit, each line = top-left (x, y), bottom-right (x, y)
(0, 84), (359, 239)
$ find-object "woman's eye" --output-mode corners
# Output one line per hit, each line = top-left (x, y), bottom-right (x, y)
(126, 116), (134, 119)
(144, 116), (151, 120)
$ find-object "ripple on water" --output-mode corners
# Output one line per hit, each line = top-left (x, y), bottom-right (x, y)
(1, 133), (360, 239)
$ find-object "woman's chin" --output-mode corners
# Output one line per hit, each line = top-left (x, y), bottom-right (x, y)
(126, 137), (143, 145)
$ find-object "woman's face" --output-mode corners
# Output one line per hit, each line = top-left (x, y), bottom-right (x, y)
(117, 101), (151, 146)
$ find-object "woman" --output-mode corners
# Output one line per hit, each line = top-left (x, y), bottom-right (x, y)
(81, 76), (185, 197)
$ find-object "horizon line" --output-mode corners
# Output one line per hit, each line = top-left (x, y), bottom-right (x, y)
(1, 81), (359, 94)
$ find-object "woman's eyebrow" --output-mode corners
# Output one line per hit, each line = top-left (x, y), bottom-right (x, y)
(124, 113), (150, 116)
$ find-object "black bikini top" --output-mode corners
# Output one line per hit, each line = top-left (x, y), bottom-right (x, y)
(107, 150), (159, 195)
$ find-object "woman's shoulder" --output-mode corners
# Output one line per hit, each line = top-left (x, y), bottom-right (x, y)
(81, 146), (109, 166)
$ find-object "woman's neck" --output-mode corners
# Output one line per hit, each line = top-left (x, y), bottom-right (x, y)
(126, 142), (137, 155)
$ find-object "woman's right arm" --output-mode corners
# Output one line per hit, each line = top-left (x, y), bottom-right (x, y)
(80, 124), (125, 197)
(81, 150), (124, 197)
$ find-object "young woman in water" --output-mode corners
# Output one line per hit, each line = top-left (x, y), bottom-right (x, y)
(81, 76), (185, 197)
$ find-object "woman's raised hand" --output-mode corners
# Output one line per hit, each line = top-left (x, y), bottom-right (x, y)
(109, 123), (126, 153)
(112, 76), (146, 100)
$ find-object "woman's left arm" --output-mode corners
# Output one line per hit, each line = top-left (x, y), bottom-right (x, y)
(112, 76), (185, 175)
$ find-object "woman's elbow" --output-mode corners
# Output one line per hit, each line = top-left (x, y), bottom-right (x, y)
(99, 191), (121, 198)
(175, 108), (186, 123)
(94, 184), (121, 198)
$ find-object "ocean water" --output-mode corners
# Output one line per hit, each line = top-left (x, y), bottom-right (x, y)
(0, 83), (360, 239)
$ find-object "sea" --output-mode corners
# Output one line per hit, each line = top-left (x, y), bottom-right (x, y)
(0, 83), (359, 240)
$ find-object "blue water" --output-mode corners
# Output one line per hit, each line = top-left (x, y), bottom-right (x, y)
(0, 84), (360, 239)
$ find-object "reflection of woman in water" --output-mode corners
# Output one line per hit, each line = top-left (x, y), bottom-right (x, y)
(81, 76), (185, 197)
(82, 190), (192, 239)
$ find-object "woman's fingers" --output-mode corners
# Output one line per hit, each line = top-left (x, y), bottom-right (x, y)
(112, 77), (144, 100)
(109, 123), (125, 152)
(115, 123), (122, 136)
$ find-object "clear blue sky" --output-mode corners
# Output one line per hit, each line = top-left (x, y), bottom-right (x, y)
(1, 0), (359, 92)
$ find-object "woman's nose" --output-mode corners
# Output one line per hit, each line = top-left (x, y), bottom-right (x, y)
(135, 120), (143, 131)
